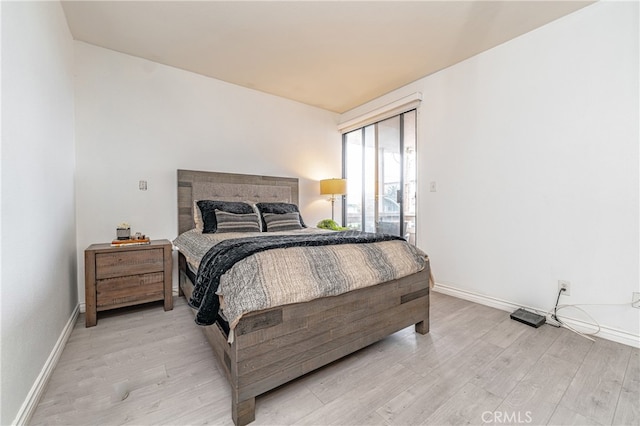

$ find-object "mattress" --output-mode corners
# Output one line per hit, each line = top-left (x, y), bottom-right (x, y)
(174, 228), (427, 337)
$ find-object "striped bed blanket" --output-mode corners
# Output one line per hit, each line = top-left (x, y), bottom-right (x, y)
(173, 228), (427, 334)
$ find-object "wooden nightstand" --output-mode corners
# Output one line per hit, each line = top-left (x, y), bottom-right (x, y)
(84, 239), (173, 327)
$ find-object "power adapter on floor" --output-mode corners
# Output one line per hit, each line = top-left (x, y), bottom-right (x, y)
(510, 308), (546, 328)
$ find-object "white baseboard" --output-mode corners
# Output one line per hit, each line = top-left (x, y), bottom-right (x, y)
(433, 282), (640, 349)
(13, 304), (80, 425)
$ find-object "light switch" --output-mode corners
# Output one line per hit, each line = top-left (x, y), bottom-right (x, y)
(430, 181), (437, 192)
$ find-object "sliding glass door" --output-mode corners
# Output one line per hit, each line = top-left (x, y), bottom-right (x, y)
(343, 110), (417, 244)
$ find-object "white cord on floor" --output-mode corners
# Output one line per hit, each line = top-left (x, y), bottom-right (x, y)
(518, 296), (636, 343)
(545, 291), (640, 342)
(552, 304), (600, 342)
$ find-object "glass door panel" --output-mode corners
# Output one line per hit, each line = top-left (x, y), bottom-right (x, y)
(377, 116), (402, 236)
(344, 130), (363, 231)
(403, 110), (417, 244)
(343, 109), (417, 244)
(363, 125), (376, 233)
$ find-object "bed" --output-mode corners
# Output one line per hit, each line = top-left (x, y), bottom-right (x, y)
(174, 169), (430, 425)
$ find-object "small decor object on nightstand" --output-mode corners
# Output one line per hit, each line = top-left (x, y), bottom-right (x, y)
(111, 237), (150, 247)
(111, 230), (150, 247)
(116, 222), (131, 240)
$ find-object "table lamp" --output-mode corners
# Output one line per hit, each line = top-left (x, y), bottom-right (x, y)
(320, 178), (347, 221)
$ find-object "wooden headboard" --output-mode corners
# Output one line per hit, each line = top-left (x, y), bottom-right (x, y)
(177, 170), (299, 234)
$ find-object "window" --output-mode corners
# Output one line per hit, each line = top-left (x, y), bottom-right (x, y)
(343, 109), (417, 244)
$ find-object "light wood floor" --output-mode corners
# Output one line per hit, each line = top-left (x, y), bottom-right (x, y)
(30, 292), (639, 426)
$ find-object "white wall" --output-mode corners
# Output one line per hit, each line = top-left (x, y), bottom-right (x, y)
(74, 42), (341, 303)
(342, 1), (639, 343)
(1, 1), (77, 424)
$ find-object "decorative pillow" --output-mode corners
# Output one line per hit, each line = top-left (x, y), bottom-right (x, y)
(255, 202), (307, 231)
(214, 210), (261, 233)
(197, 200), (255, 233)
(193, 200), (204, 231)
(246, 202), (264, 231)
(262, 212), (303, 232)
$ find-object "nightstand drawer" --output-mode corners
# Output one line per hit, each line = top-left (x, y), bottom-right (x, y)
(95, 248), (164, 279)
(96, 272), (164, 308)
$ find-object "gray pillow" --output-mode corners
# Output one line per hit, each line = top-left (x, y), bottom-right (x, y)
(262, 212), (303, 232)
(256, 202), (306, 231)
(197, 200), (254, 233)
(214, 210), (261, 233)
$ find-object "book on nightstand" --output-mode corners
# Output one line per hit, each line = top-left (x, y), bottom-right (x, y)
(110, 238), (151, 247)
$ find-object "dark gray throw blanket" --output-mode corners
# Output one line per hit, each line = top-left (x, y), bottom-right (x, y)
(188, 230), (404, 325)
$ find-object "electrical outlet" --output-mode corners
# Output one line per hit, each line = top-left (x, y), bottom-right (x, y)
(139, 180), (147, 191)
(558, 280), (571, 296)
(632, 292), (640, 308)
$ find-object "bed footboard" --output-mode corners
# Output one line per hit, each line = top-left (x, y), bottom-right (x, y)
(178, 253), (429, 425)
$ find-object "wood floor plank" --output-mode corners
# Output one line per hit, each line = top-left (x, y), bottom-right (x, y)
(547, 405), (604, 426)
(429, 292), (473, 322)
(296, 363), (420, 425)
(545, 327), (594, 365)
(376, 340), (503, 425)
(481, 316), (528, 349)
(470, 323), (560, 398)
(28, 292), (639, 426)
(423, 382), (503, 425)
(559, 337), (632, 425)
(303, 331), (426, 404)
(494, 353), (579, 425)
(252, 378), (324, 425)
(612, 348), (640, 426)
(398, 304), (505, 376)
(430, 302), (506, 339)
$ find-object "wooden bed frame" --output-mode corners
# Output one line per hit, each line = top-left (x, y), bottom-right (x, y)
(176, 169), (430, 425)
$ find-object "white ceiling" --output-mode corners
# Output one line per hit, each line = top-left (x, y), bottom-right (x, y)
(61, 0), (594, 113)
